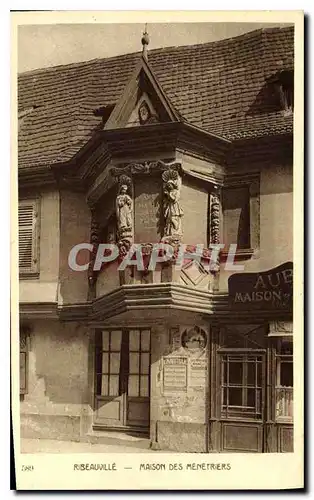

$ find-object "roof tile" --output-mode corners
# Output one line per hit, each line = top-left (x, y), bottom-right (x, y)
(18, 26), (294, 168)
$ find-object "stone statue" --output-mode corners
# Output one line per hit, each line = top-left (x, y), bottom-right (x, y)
(116, 184), (133, 238)
(162, 169), (184, 238)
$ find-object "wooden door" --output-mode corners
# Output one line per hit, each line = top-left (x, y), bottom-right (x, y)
(127, 329), (150, 427)
(94, 329), (150, 429)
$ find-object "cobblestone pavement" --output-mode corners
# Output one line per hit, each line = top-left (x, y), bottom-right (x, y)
(21, 438), (158, 454)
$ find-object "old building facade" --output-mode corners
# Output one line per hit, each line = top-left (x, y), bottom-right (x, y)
(18, 26), (294, 453)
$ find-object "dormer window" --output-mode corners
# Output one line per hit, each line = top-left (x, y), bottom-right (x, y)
(273, 70), (294, 116)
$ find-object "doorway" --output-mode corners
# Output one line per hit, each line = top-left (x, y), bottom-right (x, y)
(94, 329), (151, 431)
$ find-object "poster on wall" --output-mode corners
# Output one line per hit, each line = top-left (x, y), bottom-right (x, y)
(189, 358), (207, 388)
(163, 356), (187, 392)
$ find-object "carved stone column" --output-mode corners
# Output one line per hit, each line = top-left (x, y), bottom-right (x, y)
(87, 208), (100, 301)
(210, 190), (221, 245)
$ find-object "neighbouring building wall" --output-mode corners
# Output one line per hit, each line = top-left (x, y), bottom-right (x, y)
(58, 190), (91, 304)
(219, 163), (293, 290)
(150, 321), (209, 452)
(20, 319), (93, 441)
(19, 189), (60, 303)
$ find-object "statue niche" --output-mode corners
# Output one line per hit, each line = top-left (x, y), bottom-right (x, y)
(162, 169), (184, 240)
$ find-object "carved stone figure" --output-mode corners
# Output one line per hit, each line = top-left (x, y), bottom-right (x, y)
(116, 184), (133, 237)
(138, 100), (159, 125)
(162, 169), (184, 239)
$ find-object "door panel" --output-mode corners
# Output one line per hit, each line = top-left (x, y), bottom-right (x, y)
(95, 397), (123, 426)
(127, 398), (150, 427)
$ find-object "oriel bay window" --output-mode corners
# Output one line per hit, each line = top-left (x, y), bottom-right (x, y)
(95, 329), (151, 429)
(221, 353), (264, 419)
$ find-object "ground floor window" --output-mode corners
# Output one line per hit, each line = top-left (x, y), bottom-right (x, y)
(275, 338), (293, 421)
(221, 353), (264, 419)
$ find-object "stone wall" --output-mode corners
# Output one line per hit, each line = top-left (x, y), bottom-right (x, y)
(150, 322), (209, 452)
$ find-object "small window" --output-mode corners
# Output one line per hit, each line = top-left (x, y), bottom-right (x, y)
(18, 199), (40, 276)
(275, 70), (294, 114)
(275, 339), (293, 421)
(221, 353), (264, 419)
(222, 185), (251, 250)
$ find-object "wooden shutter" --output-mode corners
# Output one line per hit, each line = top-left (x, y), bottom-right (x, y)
(18, 199), (40, 274)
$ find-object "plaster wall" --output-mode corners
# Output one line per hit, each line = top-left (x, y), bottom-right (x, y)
(19, 189), (60, 303)
(20, 319), (93, 441)
(219, 163), (293, 290)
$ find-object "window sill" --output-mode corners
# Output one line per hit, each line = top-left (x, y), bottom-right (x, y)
(220, 248), (254, 261)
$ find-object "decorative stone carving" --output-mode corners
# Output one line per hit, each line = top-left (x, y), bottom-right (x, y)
(162, 169), (184, 240)
(88, 208), (100, 299)
(138, 100), (159, 125)
(110, 160), (182, 178)
(115, 175), (133, 256)
(210, 190), (221, 245)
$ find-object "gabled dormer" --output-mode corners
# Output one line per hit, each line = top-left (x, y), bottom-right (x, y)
(104, 52), (181, 130)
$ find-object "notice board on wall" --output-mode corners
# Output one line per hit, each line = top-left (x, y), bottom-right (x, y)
(163, 356), (187, 392)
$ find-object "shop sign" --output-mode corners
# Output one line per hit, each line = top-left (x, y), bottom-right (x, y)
(228, 261), (293, 310)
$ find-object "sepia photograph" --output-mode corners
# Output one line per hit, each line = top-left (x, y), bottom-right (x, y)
(11, 10), (304, 490)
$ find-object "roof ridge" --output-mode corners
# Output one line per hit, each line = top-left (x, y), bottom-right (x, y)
(18, 25), (294, 77)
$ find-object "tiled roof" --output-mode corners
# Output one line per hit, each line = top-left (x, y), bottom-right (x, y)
(18, 26), (294, 169)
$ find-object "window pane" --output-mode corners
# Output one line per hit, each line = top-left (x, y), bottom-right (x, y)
(140, 375), (149, 397)
(129, 330), (140, 351)
(276, 387), (293, 419)
(222, 387), (227, 406)
(110, 353), (120, 374)
(222, 359), (227, 384)
(141, 331), (150, 351)
(281, 361), (293, 387)
(247, 388), (256, 408)
(229, 387), (242, 406)
(229, 361), (243, 385)
(102, 353), (109, 374)
(109, 375), (119, 396)
(128, 375), (139, 396)
(141, 353), (150, 374)
(101, 375), (109, 396)
(129, 353), (139, 374)
(247, 362), (256, 386)
(102, 331), (109, 351)
(111, 330), (122, 351)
